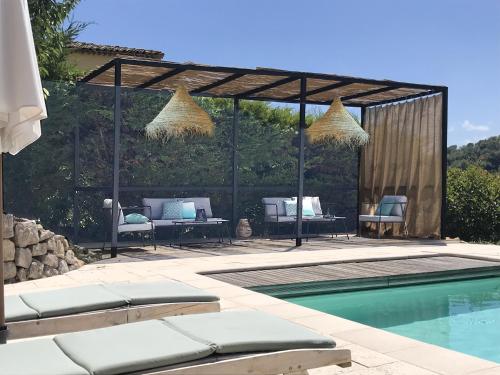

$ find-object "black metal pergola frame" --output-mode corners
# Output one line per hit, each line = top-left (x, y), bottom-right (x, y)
(79, 58), (448, 257)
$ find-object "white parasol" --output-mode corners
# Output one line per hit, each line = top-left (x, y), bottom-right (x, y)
(0, 0), (46, 343)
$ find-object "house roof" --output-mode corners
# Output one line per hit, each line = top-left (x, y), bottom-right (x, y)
(80, 57), (446, 107)
(68, 42), (164, 60)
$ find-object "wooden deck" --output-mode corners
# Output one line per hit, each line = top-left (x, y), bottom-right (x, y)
(204, 255), (500, 290)
(94, 235), (456, 263)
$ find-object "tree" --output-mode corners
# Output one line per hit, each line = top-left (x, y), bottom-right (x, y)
(28, 0), (87, 81)
(448, 136), (500, 173)
(4, 82), (360, 241)
(447, 166), (500, 243)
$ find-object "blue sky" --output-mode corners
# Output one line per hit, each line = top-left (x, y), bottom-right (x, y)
(72, 0), (500, 146)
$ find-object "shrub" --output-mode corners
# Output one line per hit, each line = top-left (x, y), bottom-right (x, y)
(447, 166), (500, 242)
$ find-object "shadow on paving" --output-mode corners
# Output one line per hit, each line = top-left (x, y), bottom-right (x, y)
(91, 236), (452, 265)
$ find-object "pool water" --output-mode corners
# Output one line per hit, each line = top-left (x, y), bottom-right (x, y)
(285, 277), (500, 363)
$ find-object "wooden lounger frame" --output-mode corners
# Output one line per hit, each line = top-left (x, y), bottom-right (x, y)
(140, 348), (351, 375)
(7, 301), (220, 340)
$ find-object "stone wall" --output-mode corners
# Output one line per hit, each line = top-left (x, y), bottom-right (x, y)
(2, 215), (85, 283)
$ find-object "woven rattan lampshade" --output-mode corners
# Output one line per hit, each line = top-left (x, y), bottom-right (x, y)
(145, 85), (214, 139)
(307, 97), (369, 146)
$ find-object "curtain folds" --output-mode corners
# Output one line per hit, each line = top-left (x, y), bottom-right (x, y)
(360, 95), (443, 238)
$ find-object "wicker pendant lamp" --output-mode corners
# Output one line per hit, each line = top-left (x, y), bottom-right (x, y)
(306, 97), (369, 146)
(145, 85), (214, 139)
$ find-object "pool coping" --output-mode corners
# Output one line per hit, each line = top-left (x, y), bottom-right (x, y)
(250, 266), (500, 297)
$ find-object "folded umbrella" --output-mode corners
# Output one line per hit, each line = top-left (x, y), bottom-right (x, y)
(0, 0), (46, 343)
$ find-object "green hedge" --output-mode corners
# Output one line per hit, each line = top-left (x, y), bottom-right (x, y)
(447, 166), (500, 243)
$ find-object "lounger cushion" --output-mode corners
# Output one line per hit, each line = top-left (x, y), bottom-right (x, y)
(55, 320), (213, 375)
(0, 339), (89, 375)
(103, 281), (219, 305)
(163, 310), (336, 354)
(20, 285), (127, 318)
(5, 294), (39, 322)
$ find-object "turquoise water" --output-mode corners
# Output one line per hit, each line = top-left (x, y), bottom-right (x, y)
(286, 277), (500, 363)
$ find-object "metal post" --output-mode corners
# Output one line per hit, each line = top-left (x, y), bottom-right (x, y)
(357, 107), (366, 236)
(73, 122), (80, 243)
(231, 98), (239, 236)
(440, 88), (448, 239)
(111, 61), (122, 258)
(296, 77), (307, 246)
(0, 155), (7, 343)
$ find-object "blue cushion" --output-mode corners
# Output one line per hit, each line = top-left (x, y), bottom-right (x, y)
(161, 200), (184, 220)
(375, 203), (393, 216)
(182, 202), (196, 219)
(125, 213), (149, 224)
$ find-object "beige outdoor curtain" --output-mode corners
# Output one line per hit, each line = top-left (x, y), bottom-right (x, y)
(360, 94), (443, 238)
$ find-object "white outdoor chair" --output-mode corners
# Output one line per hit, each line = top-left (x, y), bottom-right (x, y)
(359, 195), (408, 238)
(102, 199), (156, 250)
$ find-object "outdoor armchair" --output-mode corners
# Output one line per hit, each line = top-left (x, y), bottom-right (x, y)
(0, 310), (351, 375)
(102, 199), (156, 250)
(358, 195), (408, 238)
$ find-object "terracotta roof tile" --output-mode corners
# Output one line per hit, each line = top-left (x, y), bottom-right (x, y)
(68, 42), (164, 59)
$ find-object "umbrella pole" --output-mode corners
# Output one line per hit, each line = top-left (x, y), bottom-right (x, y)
(0, 155), (6, 344)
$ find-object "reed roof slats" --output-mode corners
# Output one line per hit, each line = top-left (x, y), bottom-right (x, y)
(81, 58), (445, 107)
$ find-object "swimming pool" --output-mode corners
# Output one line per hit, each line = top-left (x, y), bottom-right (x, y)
(285, 277), (500, 363)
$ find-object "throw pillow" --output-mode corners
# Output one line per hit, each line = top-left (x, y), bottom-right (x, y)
(124, 213), (149, 224)
(285, 199), (315, 217)
(182, 202), (196, 219)
(284, 200), (297, 217)
(161, 200), (184, 220)
(302, 197), (315, 216)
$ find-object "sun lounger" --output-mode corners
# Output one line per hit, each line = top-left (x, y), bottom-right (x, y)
(5, 281), (219, 340)
(0, 310), (351, 375)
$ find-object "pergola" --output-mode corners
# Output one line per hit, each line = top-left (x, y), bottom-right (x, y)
(80, 58), (448, 257)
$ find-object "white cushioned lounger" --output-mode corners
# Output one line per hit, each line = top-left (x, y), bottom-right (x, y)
(0, 311), (351, 375)
(5, 281), (220, 340)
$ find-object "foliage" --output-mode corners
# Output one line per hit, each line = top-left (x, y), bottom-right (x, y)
(4, 82), (358, 241)
(28, 0), (87, 81)
(4, 81), (77, 234)
(446, 166), (500, 243)
(448, 136), (500, 173)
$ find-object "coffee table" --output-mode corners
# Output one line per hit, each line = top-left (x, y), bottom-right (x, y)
(303, 216), (350, 239)
(173, 218), (231, 248)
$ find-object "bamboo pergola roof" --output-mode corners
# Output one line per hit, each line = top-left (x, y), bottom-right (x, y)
(81, 58), (446, 107)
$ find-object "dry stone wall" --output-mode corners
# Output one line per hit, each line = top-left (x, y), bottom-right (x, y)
(2, 215), (86, 283)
